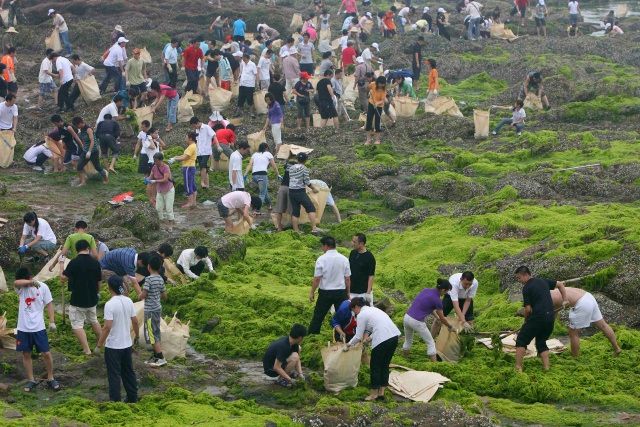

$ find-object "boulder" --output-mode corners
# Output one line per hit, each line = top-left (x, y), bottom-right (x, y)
(172, 228), (246, 265)
(92, 201), (160, 241)
(361, 163), (399, 180)
(0, 182), (6, 196)
(0, 219), (22, 268)
(91, 227), (134, 242)
(383, 194), (415, 212)
(106, 237), (145, 251)
(407, 176), (486, 202)
(395, 207), (430, 225)
(310, 163), (366, 195)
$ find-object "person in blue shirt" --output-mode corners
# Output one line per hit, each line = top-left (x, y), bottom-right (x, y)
(330, 299), (357, 342)
(232, 17), (246, 42)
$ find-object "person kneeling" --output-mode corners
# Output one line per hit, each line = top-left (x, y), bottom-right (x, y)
(263, 324), (307, 388)
(176, 246), (215, 279)
(216, 190), (262, 233)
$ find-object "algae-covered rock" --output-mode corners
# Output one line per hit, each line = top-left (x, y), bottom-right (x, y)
(106, 237), (145, 251)
(0, 182), (6, 196)
(310, 163), (366, 195)
(0, 219), (22, 268)
(408, 172), (486, 202)
(383, 194), (415, 212)
(361, 163), (399, 180)
(91, 226), (135, 242)
(92, 201), (159, 241)
(395, 207), (430, 225)
(173, 228), (246, 265)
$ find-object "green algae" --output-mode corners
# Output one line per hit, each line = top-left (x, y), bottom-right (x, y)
(439, 72), (508, 106)
(562, 96), (640, 123)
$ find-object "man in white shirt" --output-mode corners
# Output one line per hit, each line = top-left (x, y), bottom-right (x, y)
(99, 36), (129, 94)
(298, 33), (315, 74)
(568, 0), (580, 26)
(14, 267), (60, 392)
(0, 94), (18, 132)
(361, 43), (380, 69)
(176, 246), (215, 279)
(466, 1), (483, 40)
(162, 38), (180, 88)
(308, 236), (351, 334)
(96, 96), (124, 127)
(48, 8), (71, 56)
(443, 271), (478, 332)
(228, 141), (251, 191)
(257, 49), (272, 90)
(236, 53), (258, 117)
(189, 116), (216, 189)
(97, 276), (139, 403)
(38, 50), (57, 108)
(68, 54), (95, 108)
(53, 52), (75, 113)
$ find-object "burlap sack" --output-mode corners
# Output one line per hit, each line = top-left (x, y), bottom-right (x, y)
(134, 106), (154, 127)
(209, 85), (233, 111)
(490, 23), (518, 41)
(34, 249), (69, 282)
(163, 259), (187, 285)
(214, 152), (229, 171)
(524, 93), (543, 110)
(319, 28), (331, 41)
(140, 47), (152, 64)
(321, 341), (363, 393)
(0, 265), (7, 292)
(132, 301), (190, 361)
(361, 20), (374, 34)
(342, 76), (358, 106)
(0, 10), (15, 26)
(0, 312), (16, 349)
(394, 96), (420, 117)
(436, 320), (464, 362)
(424, 97), (463, 117)
(473, 109), (490, 139)
(0, 130), (17, 168)
(276, 144), (313, 160)
(290, 13), (303, 29)
(178, 92), (195, 122)
(331, 37), (341, 50)
(77, 75), (101, 103)
(198, 75), (208, 95)
(45, 29), (62, 52)
(253, 90), (269, 115)
(247, 130), (266, 152)
(228, 217), (252, 235)
(231, 82), (240, 98)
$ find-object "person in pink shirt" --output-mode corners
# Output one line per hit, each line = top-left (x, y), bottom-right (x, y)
(149, 80), (179, 132)
(338, 0), (358, 15)
(147, 152), (175, 223)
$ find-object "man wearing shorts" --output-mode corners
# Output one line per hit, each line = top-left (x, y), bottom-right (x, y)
(513, 0), (528, 26)
(217, 190), (262, 233)
(190, 116), (216, 189)
(287, 152), (322, 234)
(514, 266), (568, 372)
(551, 286), (621, 357)
(125, 48), (148, 109)
(61, 239), (103, 355)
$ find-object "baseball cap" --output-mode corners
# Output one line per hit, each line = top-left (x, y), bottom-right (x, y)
(365, 12), (372, 18)
(438, 7), (446, 13)
(114, 25), (123, 32)
(117, 37), (129, 43)
(423, 6), (430, 12)
(371, 42), (379, 49)
(232, 51), (243, 57)
(356, 56), (364, 63)
(300, 72), (311, 80)
(48, 9), (55, 16)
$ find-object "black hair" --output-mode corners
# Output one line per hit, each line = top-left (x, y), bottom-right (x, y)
(461, 271), (475, 281)
(436, 278), (452, 291)
(514, 266), (531, 275)
(250, 195), (263, 211)
(153, 152), (164, 161)
(350, 297), (367, 309)
(323, 69), (333, 77)
(141, 120), (151, 128)
(72, 116), (84, 127)
(296, 152), (308, 163)
(7, 47), (15, 54)
(104, 114), (112, 120)
(290, 324), (307, 339)
(212, 123), (225, 131)
(75, 220), (88, 229)
(237, 141), (250, 150)
(375, 76), (387, 88)
(150, 80), (161, 91)
(137, 252), (151, 268)
(322, 51), (332, 59)
(113, 94), (124, 103)
(45, 48), (54, 56)
(287, 37), (294, 43)
(390, 5), (397, 12)
(342, 29), (348, 35)
(70, 54), (80, 61)
(75, 239), (90, 253)
(51, 114), (63, 123)
(334, 68), (343, 75)
(194, 246), (209, 258)
(515, 99), (524, 108)
(158, 243), (173, 257)
(258, 142), (269, 153)
(148, 255), (163, 272)
(15, 267), (31, 280)
(320, 236), (336, 248)
(107, 275), (125, 295)
(5, 94), (15, 102)
(23, 212), (39, 234)
(353, 233), (366, 244)
(427, 58), (437, 68)
(227, 124), (236, 131)
(189, 116), (200, 125)
(148, 127), (158, 135)
(264, 92), (274, 103)
(187, 132), (197, 141)
(365, 71), (375, 78)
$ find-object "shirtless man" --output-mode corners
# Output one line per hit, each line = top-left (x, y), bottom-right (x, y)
(551, 287), (621, 357)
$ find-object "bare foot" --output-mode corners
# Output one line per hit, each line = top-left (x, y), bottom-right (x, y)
(614, 348), (622, 357)
(515, 366), (523, 373)
(108, 168), (117, 174)
(364, 394), (378, 401)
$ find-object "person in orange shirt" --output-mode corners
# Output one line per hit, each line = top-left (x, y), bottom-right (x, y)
(383, 7), (397, 37)
(426, 58), (439, 104)
(365, 76), (388, 145)
(1, 47), (18, 95)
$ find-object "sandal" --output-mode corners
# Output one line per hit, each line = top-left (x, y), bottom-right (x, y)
(47, 379), (61, 391)
(23, 380), (39, 392)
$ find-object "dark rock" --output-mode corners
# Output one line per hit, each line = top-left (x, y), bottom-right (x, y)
(395, 207), (430, 225)
(0, 383), (9, 393)
(601, 248), (640, 305)
(0, 182), (6, 196)
(366, 176), (398, 197)
(0, 220), (22, 268)
(592, 293), (640, 328)
(408, 177), (485, 202)
(172, 228), (246, 264)
(91, 227), (134, 242)
(383, 194), (414, 212)
(202, 317), (221, 333)
(468, 224), (488, 237)
(493, 225), (531, 240)
(4, 409), (22, 419)
(106, 237), (145, 251)
(374, 297), (394, 315)
(92, 201), (160, 241)
(361, 163), (399, 179)
(310, 163), (366, 195)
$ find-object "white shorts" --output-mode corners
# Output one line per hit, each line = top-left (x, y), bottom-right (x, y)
(569, 292), (603, 329)
(69, 305), (98, 329)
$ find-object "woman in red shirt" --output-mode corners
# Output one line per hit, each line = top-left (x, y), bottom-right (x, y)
(149, 80), (179, 132)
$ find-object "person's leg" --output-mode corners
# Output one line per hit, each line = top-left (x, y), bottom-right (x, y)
(256, 176), (268, 205)
(402, 314), (415, 352)
(365, 103), (374, 144)
(374, 107), (382, 143)
(167, 96), (178, 130)
(539, 350), (550, 370)
(593, 319), (621, 355)
(91, 322), (102, 340)
(35, 152), (49, 167)
(99, 66), (113, 93)
(169, 64), (178, 88)
(514, 347), (526, 372)
(493, 118), (512, 134)
(308, 290), (334, 334)
(468, 18), (474, 40)
(368, 343), (383, 399)
(379, 336), (398, 396)
(73, 328), (91, 355)
(60, 31), (72, 56)
(22, 352), (34, 381)
(41, 351), (55, 380)
(68, 83), (81, 108)
(90, 151), (109, 183)
(104, 347), (122, 402)
(568, 327), (581, 357)
(156, 191), (166, 220)
(120, 347), (138, 402)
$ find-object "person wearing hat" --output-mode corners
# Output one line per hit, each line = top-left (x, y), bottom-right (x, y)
(361, 42), (379, 69)
(397, 6), (416, 35)
(283, 47), (300, 104)
(162, 38), (180, 88)
(292, 72), (314, 130)
(97, 275), (139, 403)
(436, 8), (450, 40)
(421, 7), (433, 32)
(534, 0), (548, 37)
(100, 36), (129, 94)
(126, 48), (148, 109)
(353, 57), (373, 111)
(287, 152), (322, 234)
(48, 9), (71, 56)
(182, 39), (205, 94)
(111, 25), (125, 45)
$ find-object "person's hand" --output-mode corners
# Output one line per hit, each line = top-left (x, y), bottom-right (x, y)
(250, 223), (257, 230)
(339, 331), (346, 341)
(342, 344), (350, 352)
(150, 180), (157, 184)
(309, 290), (315, 302)
(85, 152), (91, 159)
(143, 177), (150, 185)
(30, 280), (41, 289)
(18, 245), (28, 255)
(48, 322), (57, 332)
(168, 158), (176, 165)
(133, 154), (137, 159)
(562, 300), (570, 309)
(462, 321), (473, 332)
(133, 336), (139, 347)
(93, 346), (101, 355)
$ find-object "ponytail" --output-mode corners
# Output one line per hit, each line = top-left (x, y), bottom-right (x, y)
(23, 212), (39, 235)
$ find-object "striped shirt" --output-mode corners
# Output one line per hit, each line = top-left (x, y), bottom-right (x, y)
(100, 247), (137, 277)
(288, 163), (310, 190)
(143, 274), (165, 312)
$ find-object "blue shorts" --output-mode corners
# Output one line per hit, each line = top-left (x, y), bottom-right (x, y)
(16, 329), (50, 353)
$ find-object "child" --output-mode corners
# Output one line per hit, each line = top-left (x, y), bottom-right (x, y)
(14, 267), (60, 392)
(136, 255), (167, 367)
(169, 132), (198, 209)
(492, 99), (526, 136)
(134, 119), (151, 164)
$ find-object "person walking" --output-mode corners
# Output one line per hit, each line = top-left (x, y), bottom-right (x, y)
(48, 9), (71, 56)
(568, 0), (580, 27)
(136, 255), (167, 367)
(100, 37), (128, 94)
(293, 72), (314, 130)
(182, 39), (204, 94)
(232, 16), (246, 42)
(2, 47), (18, 95)
(308, 236), (351, 334)
(97, 276), (139, 403)
(244, 142), (280, 211)
(161, 39), (179, 88)
(348, 233), (375, 305)
(466, 1), (483, 40)
(316, 69), (340, 128)
(189, 116), (216, 189)
(236, 53), (258, 118)
(287, 152), (322, 233)
(365, 76), (387, 145)
(147, 152), (175, 223)
(262, 93), (283, 152)
(345, 297), (401, 401)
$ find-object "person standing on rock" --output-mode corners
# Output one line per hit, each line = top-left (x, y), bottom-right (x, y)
(344, 297), (401, 401)
(48, 9), (71, 56)
(263, 324), (307, 387)
(176, 246), (215, 279)
(236, 53), (258, 118)
(60, 239), (103, 356)
(550, 286), (621, 357)
(316, 69), (340, 129)
(534, 0), (548, 37)
(136, 255), (167, 367)
(232, 16), (246, 42)
(288, 152), (322, 234)
(61, 220), (97, 260)
(125, 48), (148, 109)
(348, 233), (375, 305)
(293, 72), (314, 130)
(262, 93), (283, 153)
(514, 266), (568, 372)
(73, 116), (109, 186)
(365, 76), (387, 145)
(168, 132), (198, 209)
(97, 275), (139, 403)
(182, 39), (205, 94)
(244, 142), (280, 212)
(1, 47), (18, 95)
(189, 116), (216, 190)
(14, 267), (60, 392)
(410, 36), (425, 91)
(308, 236), (351, 334)
(282, 48), (300, 105)
(37, 49), (57, 109)
(95, 113), (121, 174)
(228, 141), (251, 191)
(99, 37), (128, 95)
(403, 278), (455, 361)
(426, 59), (439, 103)
(216, 190), (261, 232)
(568, 0), (580, 27)
(353, 57), (373, 112)
(147, 152), (175, 224)
(161, 38), (180, 88)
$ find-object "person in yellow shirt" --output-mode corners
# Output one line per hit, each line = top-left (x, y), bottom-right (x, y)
(426, 58), (439, 104)
(365, 76), (388, 145)
(169, 132), (198, 209)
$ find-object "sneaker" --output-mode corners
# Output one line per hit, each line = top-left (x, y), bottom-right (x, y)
(517, 132), (522, 136)
(491, 131), (497, 135)
(144, 356), (158, 365)
(148, 358), (167, 367)
(32, 166), (43, 171)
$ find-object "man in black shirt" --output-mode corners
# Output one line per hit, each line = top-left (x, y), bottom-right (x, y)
(60, 239), (103, 355)
(95, 113), (121, 173)
(268, 73), (286, 109)
(349, 233), (376, 306)
(262, 324), (306, 387)
(206, 49), (220, 86)
(514, 266), (568, 372)
(411, 36), (425, 91)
